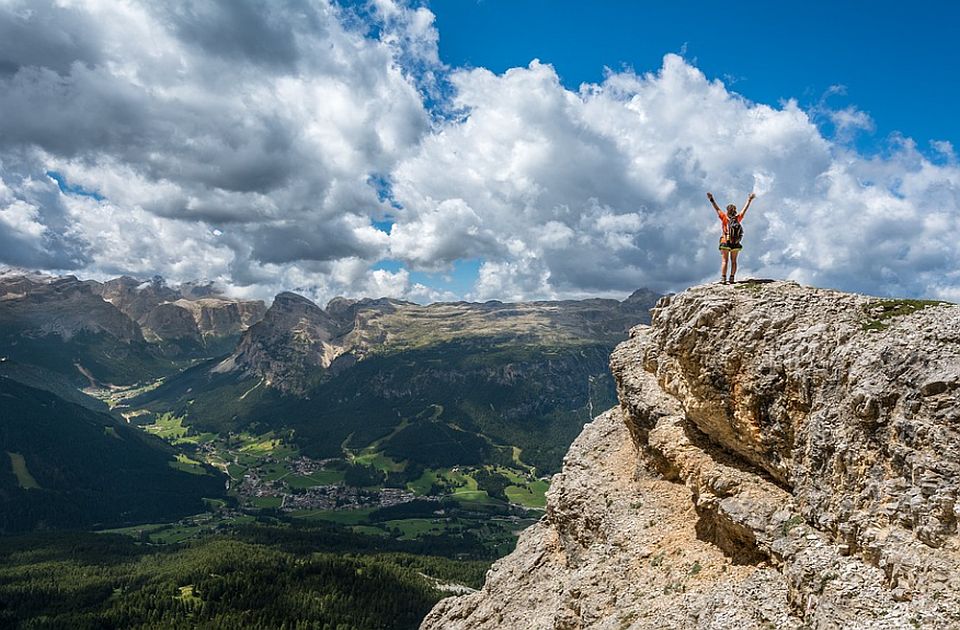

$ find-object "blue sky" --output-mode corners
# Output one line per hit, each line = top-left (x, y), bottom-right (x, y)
(375, 258), (483, 297)
(389, 0), (960, 298)
(431, 0), (958, 154)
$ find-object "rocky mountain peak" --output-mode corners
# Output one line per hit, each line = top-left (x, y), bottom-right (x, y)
(424, 281), (960, 629)
(220, 291), (351, 392)
(96, 275), (179, 321)
(93, 274), (265, 343)
(262, 292), (341, 334)
(0, 270), (266, 383)
(0, 272), (141, 343)
(324, 296), (358, 320)
(624, 287), (662, 305)
(272, 291), (319, 308)
(178, 281), (219, 299)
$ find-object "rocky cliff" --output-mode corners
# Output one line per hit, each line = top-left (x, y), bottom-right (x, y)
(216, 291), (354, 391)
(423, 281), (960, 629)
(0, 272), (142, 342)
(94, 275), (265, 343)
(0, 270), (268, 385)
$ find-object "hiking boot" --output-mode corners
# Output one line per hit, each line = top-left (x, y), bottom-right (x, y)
(729, 276), (736, 284)
(719, 277), (727, 284)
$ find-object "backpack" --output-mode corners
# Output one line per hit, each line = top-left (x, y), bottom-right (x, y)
(726, 217), (743, 245)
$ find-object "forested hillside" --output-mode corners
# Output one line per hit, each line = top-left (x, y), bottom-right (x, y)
(0, 531), (486, 629)
(0, 378), (225, 532)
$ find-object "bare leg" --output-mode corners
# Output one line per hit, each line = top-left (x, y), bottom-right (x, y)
(730, 250), (739, 282)
(720, 250), (729, 282)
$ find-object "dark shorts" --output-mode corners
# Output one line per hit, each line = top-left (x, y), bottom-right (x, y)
(719, 242), (743, 251)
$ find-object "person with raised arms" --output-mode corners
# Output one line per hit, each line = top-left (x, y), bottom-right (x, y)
(708, 191), (756, 284)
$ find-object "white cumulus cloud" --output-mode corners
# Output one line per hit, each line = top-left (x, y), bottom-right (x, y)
(388, 54), (960, 301)
(0, 0), (437, 302)
(0, 3), (958, 303)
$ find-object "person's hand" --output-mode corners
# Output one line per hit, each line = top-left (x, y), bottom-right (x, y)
(748, 192), (756, 200)
(707, 192), (714, 200)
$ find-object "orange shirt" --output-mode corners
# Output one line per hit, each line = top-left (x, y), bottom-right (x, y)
(718, 212), (746, 240)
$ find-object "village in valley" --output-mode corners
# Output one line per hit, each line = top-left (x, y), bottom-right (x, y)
(97, 406), (546, 550)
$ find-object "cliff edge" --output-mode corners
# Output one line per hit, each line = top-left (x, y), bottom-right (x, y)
(422, 281), (960, 629)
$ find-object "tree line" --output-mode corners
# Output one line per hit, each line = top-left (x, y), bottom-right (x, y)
(0, 531), (488, 629)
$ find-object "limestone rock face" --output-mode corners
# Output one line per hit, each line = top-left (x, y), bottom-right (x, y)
(423, 407), (799, 630)
(96, 276), (180, 324)
(94, 275), (265, 343)
(220, 292), (353, 392)
(0, 273), (141, 342)
(140, 301), (203, 344)
(173, 297), (266, 340)
(423, 281), (960, 629)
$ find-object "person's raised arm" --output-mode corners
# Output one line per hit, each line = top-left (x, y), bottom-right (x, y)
(707, 192), (723, 217)
(739, 192), (756, 220)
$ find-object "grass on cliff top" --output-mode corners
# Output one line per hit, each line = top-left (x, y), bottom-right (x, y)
(861, 298), (952, 331)
(734, 279), (769, 292)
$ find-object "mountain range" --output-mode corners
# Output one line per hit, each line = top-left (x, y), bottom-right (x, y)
(0, 270), (265, 387)
(0, 269), (660, 533)
(130, 282), (659, 473)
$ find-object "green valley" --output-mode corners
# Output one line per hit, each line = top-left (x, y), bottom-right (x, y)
(0, 271), (659, 628)
(99, 405), (544, 556)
